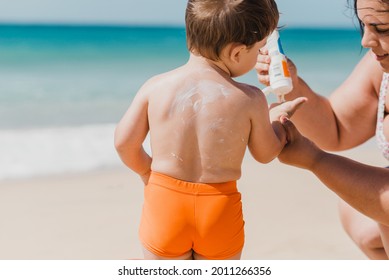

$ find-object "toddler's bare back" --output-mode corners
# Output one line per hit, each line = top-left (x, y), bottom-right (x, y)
(147, 63), (261, 183)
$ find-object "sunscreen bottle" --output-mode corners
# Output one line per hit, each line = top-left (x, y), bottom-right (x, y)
(263, 30), (293, 102)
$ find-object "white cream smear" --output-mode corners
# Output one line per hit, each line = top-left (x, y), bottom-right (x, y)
(170, 153), (184, 162)
(170, 80), (233, 116)
(169, 80), (235, 162)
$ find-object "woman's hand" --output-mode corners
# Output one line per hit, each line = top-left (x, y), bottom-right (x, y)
(278, 118), (323, 170)
(256, 48), (271, 86)
(255, 48), (299, 87)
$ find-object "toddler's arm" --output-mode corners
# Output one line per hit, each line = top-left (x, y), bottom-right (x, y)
(114, 84), (152, 185)
(248, 94), (306, 163)
(247, 91), (285, 163)
(269, 96), (307, 147)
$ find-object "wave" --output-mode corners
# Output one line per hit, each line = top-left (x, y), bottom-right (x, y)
(0, 124), (151, 180)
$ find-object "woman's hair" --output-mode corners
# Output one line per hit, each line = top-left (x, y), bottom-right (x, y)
(350, 0), (389, 35)
(185, 0), (279, 60)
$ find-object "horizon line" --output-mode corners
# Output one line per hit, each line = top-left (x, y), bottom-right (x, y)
(0, 21), (358, 31)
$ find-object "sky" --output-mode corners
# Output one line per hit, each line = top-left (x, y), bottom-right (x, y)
(0, 0), (356, 28)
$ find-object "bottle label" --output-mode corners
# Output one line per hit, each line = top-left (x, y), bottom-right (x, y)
(270, 56), (290, 79)
(271, 63), (283, 78)
(282, 60), (291, 77)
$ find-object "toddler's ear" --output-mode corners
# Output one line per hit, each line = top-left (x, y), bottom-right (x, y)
(226, 43), (246, 63)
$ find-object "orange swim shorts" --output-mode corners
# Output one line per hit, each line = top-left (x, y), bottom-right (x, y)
(139, 171), (245, 259)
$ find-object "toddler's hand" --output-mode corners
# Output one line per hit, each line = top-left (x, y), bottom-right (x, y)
(269, 97), (307, 122)
(140, 170), (151, 185)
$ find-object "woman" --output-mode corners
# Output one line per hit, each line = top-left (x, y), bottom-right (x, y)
(257, 0), (389, 259)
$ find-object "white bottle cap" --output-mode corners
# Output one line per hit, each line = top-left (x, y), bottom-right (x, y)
(266, 30), (280, 56)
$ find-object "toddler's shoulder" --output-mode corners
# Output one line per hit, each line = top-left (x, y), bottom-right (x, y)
(234, 82), (266, 102)
(139, 70), (179, 94)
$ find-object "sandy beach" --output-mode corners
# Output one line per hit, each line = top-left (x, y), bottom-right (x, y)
(0, 142), (385, 260)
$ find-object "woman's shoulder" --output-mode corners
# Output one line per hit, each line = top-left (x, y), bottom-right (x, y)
(354, 51), (383, 96)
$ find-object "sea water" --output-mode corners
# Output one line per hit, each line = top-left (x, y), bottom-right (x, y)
(0, 25), (365, 180)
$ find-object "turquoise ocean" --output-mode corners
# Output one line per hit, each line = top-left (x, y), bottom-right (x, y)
(0, 24), (366, 180)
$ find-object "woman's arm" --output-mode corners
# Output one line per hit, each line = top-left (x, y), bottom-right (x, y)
(279, 119), (389, 226)
(257, 51), (382, 151)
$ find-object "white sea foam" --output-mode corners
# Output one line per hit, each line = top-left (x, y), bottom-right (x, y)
(0, 124), (151, 180)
